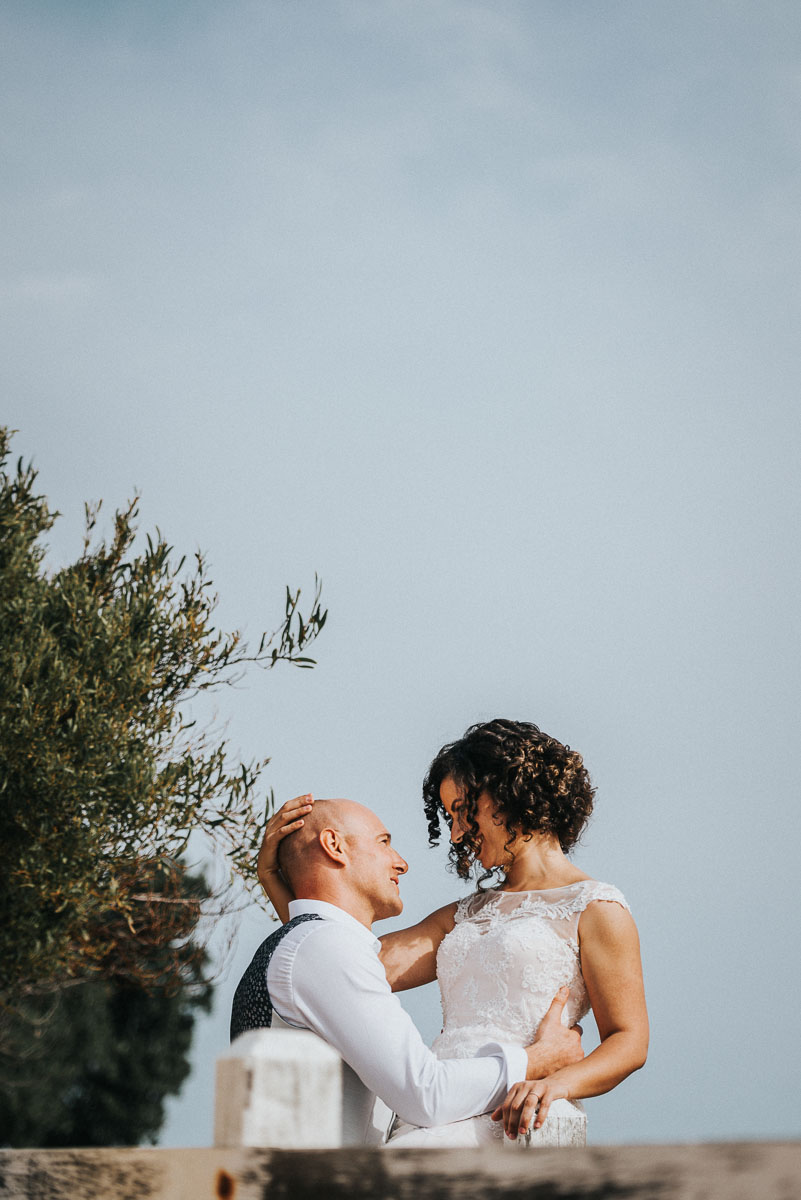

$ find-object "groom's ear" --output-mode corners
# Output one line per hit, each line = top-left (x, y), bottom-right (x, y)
(318, 826), (347, 866)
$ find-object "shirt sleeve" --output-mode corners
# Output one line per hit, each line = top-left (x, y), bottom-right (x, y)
(271, 922), (528, 1127)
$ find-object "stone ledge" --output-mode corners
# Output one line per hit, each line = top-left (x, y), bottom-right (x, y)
(1, 1142), (799, 1200)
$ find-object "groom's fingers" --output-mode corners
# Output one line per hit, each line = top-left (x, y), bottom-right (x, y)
(534, 988), (573, 1046)
(540, 985), (570, 1030)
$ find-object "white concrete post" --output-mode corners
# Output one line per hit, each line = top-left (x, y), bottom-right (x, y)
(504, 1099), (587, 1149)
(214, 1029), (343, 1149)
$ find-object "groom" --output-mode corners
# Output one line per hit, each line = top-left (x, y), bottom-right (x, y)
(230, 798), (582, 1143)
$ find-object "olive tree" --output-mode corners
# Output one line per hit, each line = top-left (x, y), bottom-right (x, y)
(0, 427), (326, 1005)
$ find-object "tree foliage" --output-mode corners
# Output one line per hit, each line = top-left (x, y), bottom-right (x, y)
(0, 864), (213, 1147)
(0, 427), (326, 1004)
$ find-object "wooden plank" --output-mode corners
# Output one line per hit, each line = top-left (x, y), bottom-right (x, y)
(0, 1142), (799, 1200)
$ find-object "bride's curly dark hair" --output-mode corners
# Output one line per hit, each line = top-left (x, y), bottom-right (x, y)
(423, 718), (595, 884)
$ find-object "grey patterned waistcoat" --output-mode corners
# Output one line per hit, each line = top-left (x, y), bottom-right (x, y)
(229, 913), (323, 1043)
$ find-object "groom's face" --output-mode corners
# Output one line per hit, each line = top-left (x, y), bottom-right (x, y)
(345, 805), (409, 921)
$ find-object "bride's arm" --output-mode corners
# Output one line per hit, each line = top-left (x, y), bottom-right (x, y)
(577, 900), (649, 1087)
(379, 903), (458, 992)
(493, 900), (649, 1137)
(256, 794), (313, 921)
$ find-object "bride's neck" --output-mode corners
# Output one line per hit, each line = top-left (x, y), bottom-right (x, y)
(501, 833), (587, 891)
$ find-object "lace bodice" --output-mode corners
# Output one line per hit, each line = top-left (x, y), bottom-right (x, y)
(431, 880), (629, 1060)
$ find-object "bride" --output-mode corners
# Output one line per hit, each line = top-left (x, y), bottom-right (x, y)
(259, 718), (648, 1144)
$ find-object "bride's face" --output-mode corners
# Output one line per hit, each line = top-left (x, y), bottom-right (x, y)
(439, 776), (511, 870)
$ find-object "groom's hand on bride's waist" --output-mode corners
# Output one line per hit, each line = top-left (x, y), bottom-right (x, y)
(524, 986), (584, 1079)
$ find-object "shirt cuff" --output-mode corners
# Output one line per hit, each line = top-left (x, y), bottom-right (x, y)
(475, 1041), (529, 1096)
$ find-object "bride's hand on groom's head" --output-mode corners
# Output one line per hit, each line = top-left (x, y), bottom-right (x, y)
(524, 987), (584, 1079)
(257, 793), (314, 888)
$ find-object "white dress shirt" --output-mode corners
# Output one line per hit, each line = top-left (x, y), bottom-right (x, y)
(266, 899), (528, 1133)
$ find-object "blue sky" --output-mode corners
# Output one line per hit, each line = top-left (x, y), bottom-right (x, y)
(3, 1), (799, 1145)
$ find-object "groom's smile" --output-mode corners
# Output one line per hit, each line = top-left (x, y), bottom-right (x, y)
(343, 804), (409, 921)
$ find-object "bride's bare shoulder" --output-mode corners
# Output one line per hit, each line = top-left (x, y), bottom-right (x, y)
(423, 899), (459, 935)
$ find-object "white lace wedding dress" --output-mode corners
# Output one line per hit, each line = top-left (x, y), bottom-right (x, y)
(386, 879), (629, 1148)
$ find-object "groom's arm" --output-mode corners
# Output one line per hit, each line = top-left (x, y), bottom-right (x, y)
(273, 922), (527, 1128)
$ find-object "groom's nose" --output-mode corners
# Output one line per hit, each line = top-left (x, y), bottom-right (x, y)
(394, 852), (409, 875)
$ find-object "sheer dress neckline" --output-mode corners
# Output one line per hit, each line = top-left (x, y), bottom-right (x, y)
(493, 878), (595, 895)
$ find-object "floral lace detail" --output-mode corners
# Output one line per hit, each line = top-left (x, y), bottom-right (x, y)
(435, 881), (629, 1054)
(454, 880), (629, 925)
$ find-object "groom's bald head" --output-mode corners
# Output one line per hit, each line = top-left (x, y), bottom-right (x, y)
(277, 798), (372, 888)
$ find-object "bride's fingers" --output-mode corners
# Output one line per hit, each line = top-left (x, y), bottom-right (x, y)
(504, 1105), (522, 1138)
(276, 794), (314, 820)
(499, 1085), (529, 1138)
(505, 1094), (532, 1139)
(265, 796), (313, 834)
(533, 1089), (552, 1129)
(275, 805), (313, 833)
(258, 797), (314, 875)
(516, 1093), (542, 1137)
(274, 816), (306, 839)
(491, 1089), (515, 1130)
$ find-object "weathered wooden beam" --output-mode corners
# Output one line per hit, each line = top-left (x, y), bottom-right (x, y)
(0, 1142), (799, 1200)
